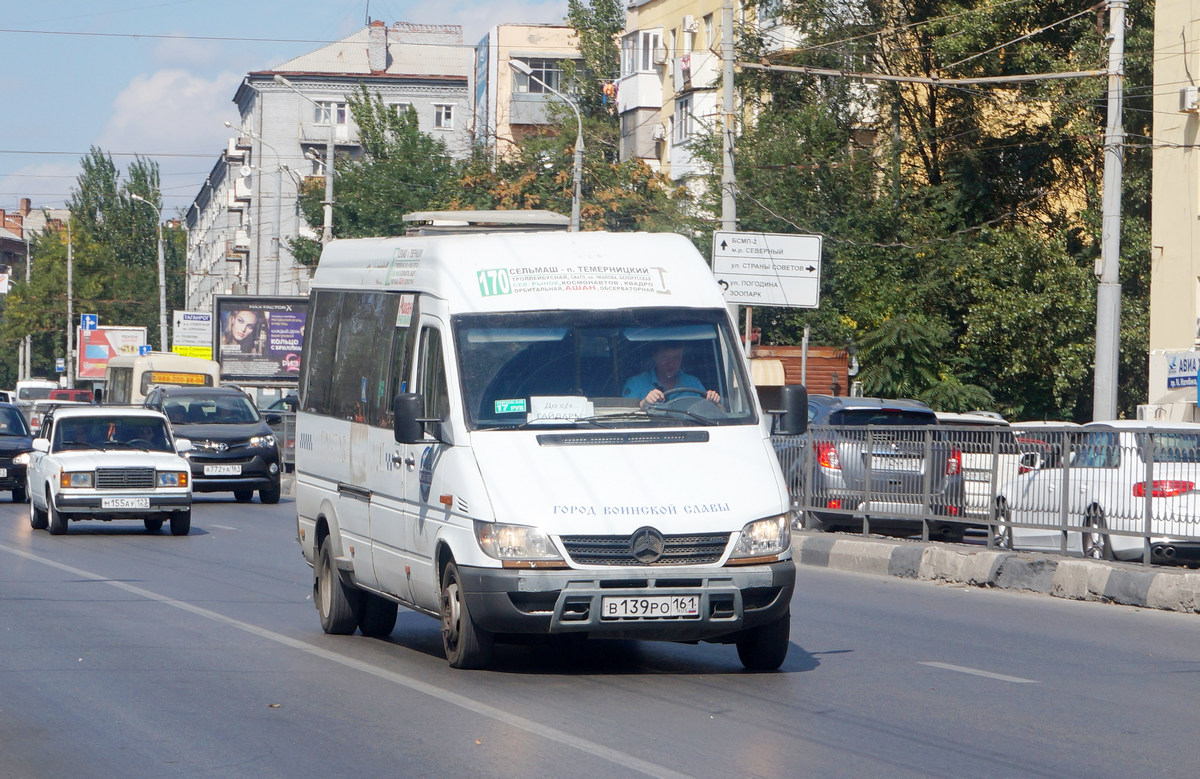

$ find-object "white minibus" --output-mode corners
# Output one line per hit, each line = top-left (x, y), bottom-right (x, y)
(101, 352), (221, 405)
(296, 230), (807, 669)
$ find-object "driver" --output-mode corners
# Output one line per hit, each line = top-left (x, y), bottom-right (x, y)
(622, 341), (720, 409)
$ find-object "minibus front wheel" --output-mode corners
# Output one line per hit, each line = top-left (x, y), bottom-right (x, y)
(440, 560), (493, 669)
(735, 609), (790, 671)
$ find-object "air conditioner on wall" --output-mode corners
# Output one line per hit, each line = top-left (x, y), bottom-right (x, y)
(682, 15), (698, 33)
(1181, 86), (1200, 113)
(652, 47), (668, 65)
(651, 123), (666, 140)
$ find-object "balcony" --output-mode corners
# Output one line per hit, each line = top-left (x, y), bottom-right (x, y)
(673, 51), (719, 94)
(299, 122), (357, 146)
(618, 71), (663, 113)
(508, 93), (552, 126)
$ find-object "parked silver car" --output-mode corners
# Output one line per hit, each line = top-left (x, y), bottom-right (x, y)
(775, 396), (965, 540)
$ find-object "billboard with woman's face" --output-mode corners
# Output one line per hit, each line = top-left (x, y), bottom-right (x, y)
(214, 296), (307, 382)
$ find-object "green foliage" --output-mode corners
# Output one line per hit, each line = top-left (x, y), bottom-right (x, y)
(565, 0), (624, 116)
(716, 0), (1153, 420)
(0, 148), (183, 381)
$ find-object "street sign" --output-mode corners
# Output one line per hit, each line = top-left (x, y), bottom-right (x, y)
(139, 345), (152, 356)
(55, 358), (65, 373)
(711, 231), (823, 308)
(80, 313), (98, 331)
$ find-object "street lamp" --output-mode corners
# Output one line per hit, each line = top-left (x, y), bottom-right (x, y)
(508, 60), (583, 231)
(226, 121), (285, 294)
(273, 74), (335, 244)
(130, 192), (168, 352)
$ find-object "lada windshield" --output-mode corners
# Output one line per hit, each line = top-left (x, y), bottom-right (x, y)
(454, 308), (757, 430)
(53, 416), (174, 453)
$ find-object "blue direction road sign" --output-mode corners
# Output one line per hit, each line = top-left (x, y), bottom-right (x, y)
(138, 345), (152, 356)
(80, 314), (98, 331)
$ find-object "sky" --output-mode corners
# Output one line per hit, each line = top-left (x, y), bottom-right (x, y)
(0, 0), (569, 216)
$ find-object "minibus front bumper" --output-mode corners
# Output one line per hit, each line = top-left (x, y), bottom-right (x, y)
(457, 560), (795, 641)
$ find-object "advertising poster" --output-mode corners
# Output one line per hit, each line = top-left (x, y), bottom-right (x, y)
(172, 310), (214, 360)
(214, 295), (307, 382)
(77, 326), (148, 380)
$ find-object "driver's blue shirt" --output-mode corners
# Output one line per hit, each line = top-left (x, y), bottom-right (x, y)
(622, 369), (704, 401)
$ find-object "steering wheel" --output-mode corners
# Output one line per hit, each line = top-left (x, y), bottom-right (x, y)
(126, 438), (153, 448)
(662, 387), (705, 400)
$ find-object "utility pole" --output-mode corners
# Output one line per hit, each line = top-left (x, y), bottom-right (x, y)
(721, 0), (749, 353)
(1092, 0), (1126, 421)
(66, 219), (74, 389)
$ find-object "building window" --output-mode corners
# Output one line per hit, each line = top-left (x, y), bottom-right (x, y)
(389, 102), (413, 118)
(622, 31), (662, 76)
(434, 104), (453, 129)
(314, 101), (347, 125)
(512, 58), (566, 94)
(674, 96), (691, 144)
(704, 15), (714, 50)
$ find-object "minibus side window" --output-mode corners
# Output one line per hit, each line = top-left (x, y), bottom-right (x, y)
(376, 297), (415, 428)
(331, 292), (391, 422)
(302, 290), (342, 415)
(418, 328), (449, 424)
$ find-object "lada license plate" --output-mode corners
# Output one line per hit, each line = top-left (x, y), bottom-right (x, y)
(204, 464), (241, 476)
(601, 595), (700, 620)
(101, 497), (150, 509)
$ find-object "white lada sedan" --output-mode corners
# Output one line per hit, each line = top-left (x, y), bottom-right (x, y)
(24, 406), (193, 535)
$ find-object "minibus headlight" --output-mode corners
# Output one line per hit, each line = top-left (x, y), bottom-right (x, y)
(60, 471), (94, 489)
(475, 521), (564, 562)
(157, 471), (189, 488)
(729, 515), (790, 561)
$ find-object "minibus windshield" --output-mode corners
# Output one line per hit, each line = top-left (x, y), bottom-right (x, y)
(454, 309), (758, 430)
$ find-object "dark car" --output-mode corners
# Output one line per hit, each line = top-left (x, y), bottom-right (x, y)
(0, 403), (33, 502)
(144, 385), (282, 503)
(774, 395), (965, 540)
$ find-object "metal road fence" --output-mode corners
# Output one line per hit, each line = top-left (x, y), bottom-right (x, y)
(771, 423), (1200, 567)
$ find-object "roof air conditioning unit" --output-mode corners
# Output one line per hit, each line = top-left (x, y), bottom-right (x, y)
(652, 47), (668, 65)
(682, 15), (698, 33)
(1181, 86), (1200, 114)
(651, 123), (666, 140)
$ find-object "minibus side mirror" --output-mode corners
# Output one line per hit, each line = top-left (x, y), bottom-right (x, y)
(772, 385), (808, 436)
(393, 393), (426, 444)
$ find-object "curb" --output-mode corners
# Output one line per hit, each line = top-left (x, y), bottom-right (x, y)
(792, 531), (1200, 615)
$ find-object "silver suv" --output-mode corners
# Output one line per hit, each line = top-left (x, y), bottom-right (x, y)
(775, 395), (965, 540)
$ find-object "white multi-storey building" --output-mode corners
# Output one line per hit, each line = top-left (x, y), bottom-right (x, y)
(185, 20), (474, 310)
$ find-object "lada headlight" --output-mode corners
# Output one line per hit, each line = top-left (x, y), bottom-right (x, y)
(249, 434), (277, 449)
(157, 471), (189, 487)
(60, 471), (94, 489)
(728, 515), (790, 562)
(475, 521), (564, 563)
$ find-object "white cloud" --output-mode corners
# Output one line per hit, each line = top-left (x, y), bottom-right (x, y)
(0, 160), (81, 213)
(96, 68), (242, 155)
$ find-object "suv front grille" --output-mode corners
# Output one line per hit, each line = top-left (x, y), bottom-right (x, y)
(96, 468), (156, 489)
(560, 533), (729, 566)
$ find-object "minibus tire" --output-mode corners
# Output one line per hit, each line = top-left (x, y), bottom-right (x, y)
(317, 536), (358, 634)
(48, 495), (68, 535)
(440, 561), (493, 669)
(170, 510), (191, 536)
(735, 610), (790, 671)
(356, 592), (399, 638)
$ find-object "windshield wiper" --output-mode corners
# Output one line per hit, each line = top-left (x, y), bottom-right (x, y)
(511, 415), (612, 430)
(644, 404), (716, 426)
(60, 440), (103, 451)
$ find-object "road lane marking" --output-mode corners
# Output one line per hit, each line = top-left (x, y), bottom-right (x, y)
(918, 662), (1039, 684)
(3, 545), (688, 779)
(209, 524), (239, 530)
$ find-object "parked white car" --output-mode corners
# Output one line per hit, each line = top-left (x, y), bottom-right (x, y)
(24, 406), (193, 535)
(995, 420), (1200, 563)
(935, 412), (1024, 519)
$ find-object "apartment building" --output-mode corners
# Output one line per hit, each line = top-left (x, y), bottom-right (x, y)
(185, 20), (474, 311)
(474, 24), (582, 154)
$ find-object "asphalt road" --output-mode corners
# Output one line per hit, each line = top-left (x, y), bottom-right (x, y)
(2, 494), (1198, 778)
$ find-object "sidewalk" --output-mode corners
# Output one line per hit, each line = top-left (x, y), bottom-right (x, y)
(793, 531), (1200, 614)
